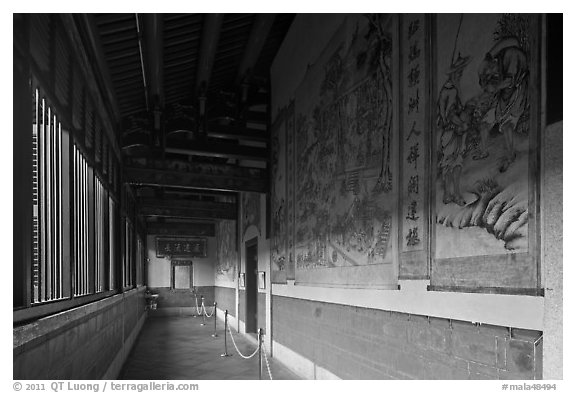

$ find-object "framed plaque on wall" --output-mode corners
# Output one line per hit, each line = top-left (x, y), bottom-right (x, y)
(156, 237), (207, 258)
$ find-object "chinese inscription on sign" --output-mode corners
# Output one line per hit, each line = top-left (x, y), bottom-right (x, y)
(402, 14), (427, 252)
(156, 237), (207, 258)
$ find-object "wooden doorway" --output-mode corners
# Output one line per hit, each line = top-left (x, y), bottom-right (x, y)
(245, 237), (258, 333)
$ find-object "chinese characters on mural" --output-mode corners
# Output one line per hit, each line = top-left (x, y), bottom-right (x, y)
(435, 14), (531, 258)
(401, 14), (426, 252)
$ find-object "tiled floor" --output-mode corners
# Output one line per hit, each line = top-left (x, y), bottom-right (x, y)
(120, 315), (300, 380)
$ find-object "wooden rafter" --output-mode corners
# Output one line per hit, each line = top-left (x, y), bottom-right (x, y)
(125, 166), (268, 193)
(236, 14), (277, 83)
(196, 14), (223, 92)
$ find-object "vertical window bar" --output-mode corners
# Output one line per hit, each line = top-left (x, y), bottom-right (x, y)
(80, 155), (84, 295)
(74, 147), (77, 295)
(95, 179), (98, 292)
(100, 181), (103, 292)
(81, 157), (85, 295)
(127, 223), (130, 288)
(77, 148), (82, 295)
(51, 112), (57, 299)
(46, 106), (52, 301)
(80, 154), (84, 295)
(122, 219), (128, 287)
(84, 159), (88, 294)
(98, 180), (100, 292)
(78, 150), (82, 296)
(52, 113), (57, 299)
(58, 122), (63, 298)
(76, 147), (79, 296)
(124, 220), (128, 288)
(96, 179), (100, 292)
(109, 198), (115, 290)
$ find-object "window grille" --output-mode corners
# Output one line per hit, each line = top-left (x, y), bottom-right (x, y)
(31, 89), (65, 303)
(73, 146), (91, 296)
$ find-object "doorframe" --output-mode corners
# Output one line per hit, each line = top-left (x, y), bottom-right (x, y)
(244, 237), (258, 333)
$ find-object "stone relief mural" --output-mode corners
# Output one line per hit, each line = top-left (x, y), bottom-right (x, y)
(292, 15), (398, 288)
(270, 108), (288, 283)
(430, 13), (540, 293)
(242, 192), (261, 238)
(434, 14), (533, 259)
(270, 13), (541, 293)
(216, 220), (237, 283)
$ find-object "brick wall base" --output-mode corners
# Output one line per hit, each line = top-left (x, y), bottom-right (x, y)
(272, 295), (543, 380)
(13, 288), (147, 379)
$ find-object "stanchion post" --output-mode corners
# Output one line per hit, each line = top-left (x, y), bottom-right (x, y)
(201, 296), (206, 326)
(211, 302), (218, 338)
(258, 328), (263, 380)
(220, 310), (231, 357)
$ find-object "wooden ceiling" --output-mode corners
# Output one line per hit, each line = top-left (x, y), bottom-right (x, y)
(80, 13), (295, 227)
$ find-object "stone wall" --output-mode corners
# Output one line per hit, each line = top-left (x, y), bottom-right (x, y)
(273, 295), (542, 380)
(215, 286), (236, 318)
(13, 288), (147, 379)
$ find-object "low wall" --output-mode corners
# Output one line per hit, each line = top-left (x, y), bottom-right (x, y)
(13, 287), (147, 379)
(272, 295), (543, 380)
(214, 286), (236, 317)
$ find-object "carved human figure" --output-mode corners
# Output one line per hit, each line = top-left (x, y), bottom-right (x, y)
(463, 56), (499, 161)
(478, 37), (529, 172)
(437, 54), (472, 206)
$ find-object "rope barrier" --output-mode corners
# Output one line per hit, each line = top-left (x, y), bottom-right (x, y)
(226, 324), (260, 359)
(193, 296), (203, 316)
(202, 302), (215, 318)
(219, 311), (271, 380)
(262, 342), (273, 380)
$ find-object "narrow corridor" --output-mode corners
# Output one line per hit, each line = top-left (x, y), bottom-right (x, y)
(120, 315), (299, 380)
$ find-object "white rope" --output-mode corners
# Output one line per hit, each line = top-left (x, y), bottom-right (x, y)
(226, 325), (260, 359)
(203, 303), (215, 318)
(194, 297), (202, 316)
(262, 342), (273, 380)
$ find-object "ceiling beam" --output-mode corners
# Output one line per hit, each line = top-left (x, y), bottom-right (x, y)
(138, 197), (235, 212)
(66, 14), (122, 158)
(237, 14), (277, 83)
(164, 141), (267, 162)
(146, 221), (217, 237)
(126, 166), (268, 193)
(196, 14), (223, 92)
(206, 125), (268, 143)
(139, 204), (236, 220)
(78, 15), (122, 124)
(143, 14), (164, 108)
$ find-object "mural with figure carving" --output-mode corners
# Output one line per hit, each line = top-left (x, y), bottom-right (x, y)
(215, 220), (237, 283)
(270, 110), (287, 282)
(434, 13), (534, 260)
(292, 14), (398, 288)
(242, 192), (260, 237)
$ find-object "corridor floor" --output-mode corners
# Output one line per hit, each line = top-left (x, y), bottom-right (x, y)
(120, 315), (300, 380)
